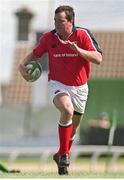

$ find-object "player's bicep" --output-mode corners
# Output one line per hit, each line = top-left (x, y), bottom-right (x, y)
(33, 35), (48, 58)
(84, 30), (102, 54)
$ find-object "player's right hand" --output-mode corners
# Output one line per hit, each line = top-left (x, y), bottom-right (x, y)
(19, 64), (33, 81)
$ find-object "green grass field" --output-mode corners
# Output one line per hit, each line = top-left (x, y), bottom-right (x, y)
(0, 157), (124, 178)
(0, 171), (124, 178)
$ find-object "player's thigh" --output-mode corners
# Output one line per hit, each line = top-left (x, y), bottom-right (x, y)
(70, 83), (88, 114)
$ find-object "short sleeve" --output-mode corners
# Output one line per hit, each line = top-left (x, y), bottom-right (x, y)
(33, 33), (48, 59)
(83, 29), (102, 54)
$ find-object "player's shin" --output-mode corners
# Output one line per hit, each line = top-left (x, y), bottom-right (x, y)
(58, 120), (73, 156)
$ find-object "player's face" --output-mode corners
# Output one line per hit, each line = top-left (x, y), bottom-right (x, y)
(54, 11), (73, 35)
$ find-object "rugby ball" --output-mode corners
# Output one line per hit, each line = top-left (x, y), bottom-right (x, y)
(26, 61), (42, 82)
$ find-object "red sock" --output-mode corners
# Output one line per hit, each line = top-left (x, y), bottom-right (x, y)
(58, 123), (73, 155)
(55, 150), (60, 161)
(55, 139), (73, 159)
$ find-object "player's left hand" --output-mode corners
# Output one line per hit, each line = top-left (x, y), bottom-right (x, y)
(19, 64), (34, 81)
(65, 40), (79, 52)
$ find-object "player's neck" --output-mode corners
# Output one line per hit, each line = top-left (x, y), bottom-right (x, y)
(57, 27), (73, 41)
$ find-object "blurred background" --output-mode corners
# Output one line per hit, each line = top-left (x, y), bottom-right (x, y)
(0, 0), (124, 173)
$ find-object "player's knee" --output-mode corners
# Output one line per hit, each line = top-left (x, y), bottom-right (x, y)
(62, 105), (74, 119)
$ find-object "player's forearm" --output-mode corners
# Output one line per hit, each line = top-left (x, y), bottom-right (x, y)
(66, 40), (102, 64)
(21, 52), (36, 66)
(77, 47), (102, 64)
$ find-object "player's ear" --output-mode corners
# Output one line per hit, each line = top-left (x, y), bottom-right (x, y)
(70, 17), (74, 24)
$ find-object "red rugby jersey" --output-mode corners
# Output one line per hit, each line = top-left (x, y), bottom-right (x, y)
(33, 27), (102, 86)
